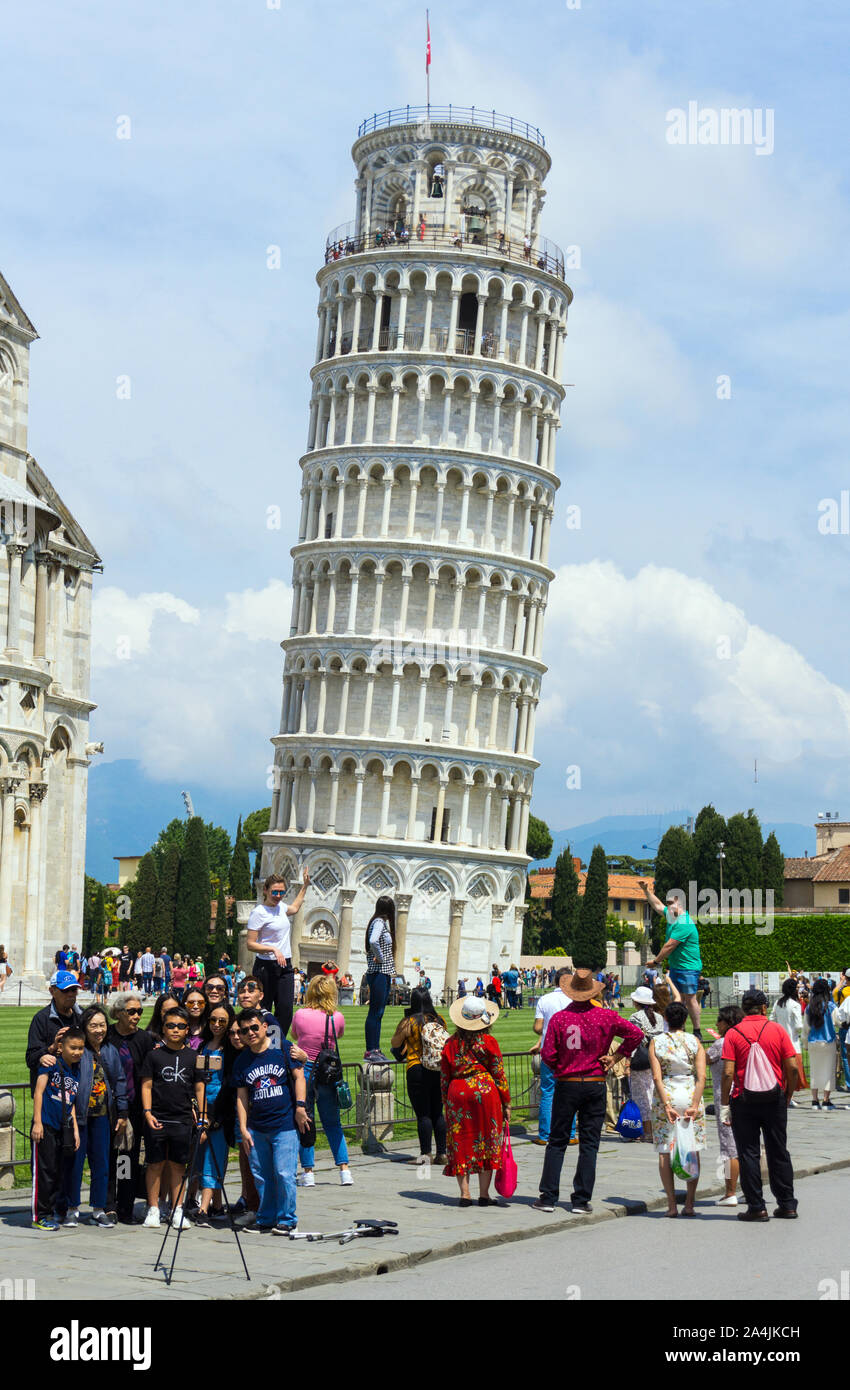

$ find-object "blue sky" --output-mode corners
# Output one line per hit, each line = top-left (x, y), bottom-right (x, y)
(4, 0), (850, 857)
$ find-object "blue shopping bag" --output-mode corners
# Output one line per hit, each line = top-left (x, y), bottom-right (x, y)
(614, 1097), (644, 1141)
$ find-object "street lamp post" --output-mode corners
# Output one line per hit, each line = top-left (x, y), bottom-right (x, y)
(717, 841), (726, 916)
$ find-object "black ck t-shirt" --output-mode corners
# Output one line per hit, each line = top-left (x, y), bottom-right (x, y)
(141, 1045), (196, 1127)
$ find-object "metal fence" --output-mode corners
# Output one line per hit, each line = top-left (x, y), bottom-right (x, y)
(0, 1082), (32, 1173)
(356, 106), (546, 147)
(323, 222), (568, 281)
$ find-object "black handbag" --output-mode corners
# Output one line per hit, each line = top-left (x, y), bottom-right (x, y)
(284, 1049), (317, 1147)
(631, 1040), (651, 1072)
(313, 1013), (343, 1088)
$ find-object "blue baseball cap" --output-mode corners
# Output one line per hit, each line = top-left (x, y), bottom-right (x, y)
(50, 970), (82, 991)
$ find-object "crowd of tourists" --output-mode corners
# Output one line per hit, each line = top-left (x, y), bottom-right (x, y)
(25, 875), (839, 1234)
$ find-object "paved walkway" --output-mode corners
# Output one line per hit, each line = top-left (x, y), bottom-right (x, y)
(2, 1104), (848, 1300)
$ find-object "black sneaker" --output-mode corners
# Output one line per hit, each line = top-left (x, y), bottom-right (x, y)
(531, 1198), (555, 1212)
(231, 1197), (247, 1215)
(570, 1201), (592, 1214)
(194, 1213), (212, 1228)
(737, 1208), (769, 1222)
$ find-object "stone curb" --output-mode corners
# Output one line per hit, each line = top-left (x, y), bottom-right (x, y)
(233, 1153), (850, 1300)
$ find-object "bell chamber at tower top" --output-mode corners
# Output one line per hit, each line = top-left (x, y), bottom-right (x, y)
(321, 110), (572, 286)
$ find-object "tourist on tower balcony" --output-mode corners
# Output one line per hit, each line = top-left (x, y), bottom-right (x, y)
(363, 895), (397, 1063)
(246, 869), (311, 1037)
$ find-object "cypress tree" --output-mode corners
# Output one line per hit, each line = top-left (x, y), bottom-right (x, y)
(762, 831), (785, 906)
(174, 816), (212, 961)
(93, 883), (108, 950)
(547, 847), (580, 954)
(229, 828), (253, 901)
(154, 841), (181, 952)
(652, 825), (696, 905)
(572, 843), (608, 971)
(212, 884), (230, 971)
(127, 853), (158, 953)
(724, 810), (764, 893)
(692, 804), (729, 895)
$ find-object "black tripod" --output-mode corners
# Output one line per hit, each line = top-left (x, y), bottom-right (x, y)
(153, 1055), (250, 1286)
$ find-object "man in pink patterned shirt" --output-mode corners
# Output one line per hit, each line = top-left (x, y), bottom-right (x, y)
(533, 968), (643, 1214)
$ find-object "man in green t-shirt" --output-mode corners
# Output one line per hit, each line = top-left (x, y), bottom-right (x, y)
(640, 881), (703, 1040)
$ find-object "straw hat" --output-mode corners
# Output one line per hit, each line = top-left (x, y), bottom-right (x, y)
(449, 995), (500, 1031)
(563, 968), (605, 1003)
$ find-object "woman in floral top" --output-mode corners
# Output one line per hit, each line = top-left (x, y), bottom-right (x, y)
(649, 1001), (706, 1217)
(440, 996), (510, 1206)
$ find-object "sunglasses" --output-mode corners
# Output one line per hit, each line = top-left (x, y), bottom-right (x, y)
(270, 890), (286, 898)
(239, 1024), (262, 1035)
(206, 985), (225, 992)
(163, 1021), (188, 1030)
(125, 1007), (143, 1016)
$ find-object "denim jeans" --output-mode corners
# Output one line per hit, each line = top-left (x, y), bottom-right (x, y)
(199, 1126), (229, 1190)
(365, 971), (391, 1051)
(69, 1113), (112, 1209)
(142, 972), (153, 996)
(248, 1127), (298, 1228)
(299, 1061), (349, 1168)
(538, 1059), (556, 1140)
(840, 1026), (850, 1087)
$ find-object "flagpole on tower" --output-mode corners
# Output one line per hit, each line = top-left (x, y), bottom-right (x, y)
(426, 11), (431, 114)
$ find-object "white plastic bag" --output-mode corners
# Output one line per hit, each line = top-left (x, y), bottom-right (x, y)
(671, 1117), (700, 1180)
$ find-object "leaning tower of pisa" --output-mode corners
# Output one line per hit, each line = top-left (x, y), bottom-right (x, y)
(260, 104), (571, 997)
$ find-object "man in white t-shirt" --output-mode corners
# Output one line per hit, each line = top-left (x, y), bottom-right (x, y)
(246, 869), (311, 1036)
(531, 968), (573, 1146)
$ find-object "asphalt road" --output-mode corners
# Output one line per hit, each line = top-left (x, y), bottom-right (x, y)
(291, 1169), (850, 1301)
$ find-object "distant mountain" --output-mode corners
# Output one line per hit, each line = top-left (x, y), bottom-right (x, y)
(531, 814), (816, 869)
(86, 759), (252, 882)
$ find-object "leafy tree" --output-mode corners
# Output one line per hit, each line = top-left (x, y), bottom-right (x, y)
(572, 843), (608, 971)
(154, 841), (181, 951)
(82, 876), (102, 955)
(126, 853), (159, 953)
(547, 846), (580, 955)
(692, 804), (728, 895)
(242, 807), (271, 855)
(762, 831), (785, 906)
(606, 854), (656, 876)
(525, 814), (553, 862)
(229, 828), (253, 901)
(605, 913), (646, 951)
(174, 816), (212, 961)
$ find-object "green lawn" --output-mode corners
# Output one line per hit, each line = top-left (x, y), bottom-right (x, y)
(0, 1000), (723, 1186)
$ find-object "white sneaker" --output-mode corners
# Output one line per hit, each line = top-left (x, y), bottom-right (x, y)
(171, 1207), (188, 1229)
(339, 1168), (353, 1186)
(716, 1194), (738, 1206)
(142, 1206), (161, 1228)
(296, 1171), (315, 1187)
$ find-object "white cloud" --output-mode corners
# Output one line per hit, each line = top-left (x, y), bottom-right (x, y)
(90, 582), (292, 786)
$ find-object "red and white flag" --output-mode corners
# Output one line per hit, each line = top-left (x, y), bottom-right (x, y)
(426, 14), (431, 72)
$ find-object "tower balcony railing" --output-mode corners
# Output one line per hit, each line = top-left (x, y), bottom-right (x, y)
(324, 220), (567, 281)
(326, 326), (537, 369)
(356, 105), (546, 148)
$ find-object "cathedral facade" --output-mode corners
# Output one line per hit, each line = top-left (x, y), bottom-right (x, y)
(261, 107), (571, 995)
(0, 273), (100, 978)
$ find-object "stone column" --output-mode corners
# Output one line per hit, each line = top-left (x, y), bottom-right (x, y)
(395, 287), (409, 349)
(23, 782), (47, 971)
(337, 887), (358, 975)
(447, 291), (460, 351)
(0, 777), (22, 933)
(422, 290), (434, 351)
(352, 771), (366, 836)
(5, 543), (26, 653)
(443, 898), (467, 1001)
(326, 769), (340, 833)
(364, 386), (377, 444)
(394, 893), (413, 977)
(336, 671), (351, 734)
(351, 291), (363, 351)
(406, 774), (420, 839)
(379, 772), (393, 836)
(34, 554), (50, 663)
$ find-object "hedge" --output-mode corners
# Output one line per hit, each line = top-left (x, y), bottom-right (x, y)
(699, 915), (850, 975)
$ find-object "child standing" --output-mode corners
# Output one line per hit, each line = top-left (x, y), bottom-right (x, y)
(31, 1028), (85, 1230)
(140, 1007), (197, 1228)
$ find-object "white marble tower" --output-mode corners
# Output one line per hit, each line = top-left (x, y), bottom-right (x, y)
(0, 272), (101, 978)
(261, 106), (571, 996)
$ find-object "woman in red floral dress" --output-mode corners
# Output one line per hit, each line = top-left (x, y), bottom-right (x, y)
(441, 996), (511, 1206)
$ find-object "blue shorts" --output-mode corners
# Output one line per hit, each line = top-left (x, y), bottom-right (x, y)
(668, 968), (701, 996)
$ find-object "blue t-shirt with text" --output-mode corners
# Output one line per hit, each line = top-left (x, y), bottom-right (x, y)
(37, 1060), (81, 1131)
(232, 1042), (301, 1133)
